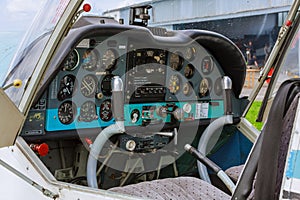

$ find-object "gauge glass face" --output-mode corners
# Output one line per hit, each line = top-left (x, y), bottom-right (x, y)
(183, 82), (193, 96)
(199, 78), (210, 97)
(58, 101), (76, 124)
(80, 75), (97, 98)
(168, 74), (181, 94)
(102, 49), (117, 70)
(100, 100), (113, 122)
(63, 49), (79, 71)
(184, 64), (195, 79)
(214, 77), (223, 96)
(169, 53), (182, 71)
(82, 49), (99, 71)
(100, 74), (113, 96)
(57, 75), (77, 101)
(184, 47), (196, 61)
(79, 101), (98, 122)
(201, 56), (214, 75)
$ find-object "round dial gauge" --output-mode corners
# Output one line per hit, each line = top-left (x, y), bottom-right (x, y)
(168, 74), (181, 94)
(184, 47), (196, 61)
(82, 49), (99, 71)
(78, 101), (98, 122)
(214, 77), (223, 96)
(201, 56), (214, 75)
(183, 82), (193, 96)
(169, 53), (183, 71)
(102, 49), (118, 70)
(199, 78), (211, 97)
(58, 101), (76, 125)
(100, 100), (113, 122)
(63, 49), (79, 71)
(100, 74), (113, 96)
(57, 75), (77, 101)
(80, 75), (97, 98)
(184, 64), (195, 79)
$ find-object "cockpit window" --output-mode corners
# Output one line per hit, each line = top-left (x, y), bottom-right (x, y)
(2, 0), (71, 106)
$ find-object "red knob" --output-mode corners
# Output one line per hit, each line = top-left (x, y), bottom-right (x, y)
(31, 143), (49, 157)
(83, 4), (91, 12)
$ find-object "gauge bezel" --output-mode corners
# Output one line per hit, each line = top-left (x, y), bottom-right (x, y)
(63, 49), (80, 71)
(199, 77), (212, 97)
(169, 52), (183, 71)
(183, 64), (195, 79)
(184, 46), (196, 61)
(81, 48), (100, 72)
(57, 74), (77, 101)
(102, 48), (118, 71)
(78, 101), (98, 122)
(168, 74), (181, 94)
(100, 100), (113, 122)
(201, 56), (214, 75)
(80, 74), (98, 98)
(58, 101), (77, 125)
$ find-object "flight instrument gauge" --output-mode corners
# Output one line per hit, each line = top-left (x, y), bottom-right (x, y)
(80, 75), (97, 98)
(168, 74), (181, 94)
(184, 64), (195, 79)
(63, 49), (79, 71)
(201, 56), (214, 75)
(100, 100), (113, 122)
(184, 47), (196, 61)
(58, 101), (77, 125)
(199, 78), (211, 97)
(78, 101), (98, 122)
(57, 75), (77, 101)
(102, 49), (118, 70)
(82, 49), (99, 71)
(169, 52), (183, 71)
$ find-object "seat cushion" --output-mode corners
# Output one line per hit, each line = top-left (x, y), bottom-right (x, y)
(225, 164), (244, 182)
(109, 177), (230, 200)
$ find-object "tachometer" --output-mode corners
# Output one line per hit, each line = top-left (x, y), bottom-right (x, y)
(82, 49), (99, 71)
(57, 75), (77, 101)
(102, 49), (118, 70)
(100, 100), (113, 122)
(78, 101), (98, 122)
(169, 52), (183, 71)
(80, 75), (97, 98)
(168, 74), (181, 94)
(62, 49), (79, 71)
(58, 101), (77, 125)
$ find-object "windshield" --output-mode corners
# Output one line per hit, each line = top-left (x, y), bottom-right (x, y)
(2, 0), (71, 106)
(0, 0), (294, 107)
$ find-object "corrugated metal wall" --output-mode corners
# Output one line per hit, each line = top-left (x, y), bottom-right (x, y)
(104, 0), (293, 27)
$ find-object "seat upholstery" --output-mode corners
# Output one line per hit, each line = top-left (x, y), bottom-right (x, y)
(109, 79), (300, 200)
(109, 177), (230, 200)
